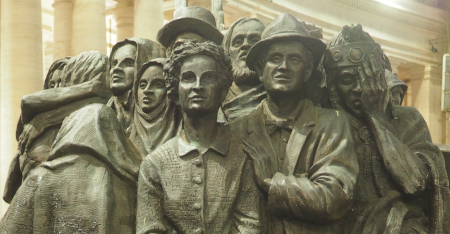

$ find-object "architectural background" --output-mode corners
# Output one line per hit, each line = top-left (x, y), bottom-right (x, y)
(1, 0), (449, 214)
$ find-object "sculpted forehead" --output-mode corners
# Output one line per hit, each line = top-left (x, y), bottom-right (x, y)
(113, 44), (137, 60)
(265, 40), (308, 57)
(232, 20), (265, 38)
(181, 54), (217, 73)
(141, 66), (164, 81)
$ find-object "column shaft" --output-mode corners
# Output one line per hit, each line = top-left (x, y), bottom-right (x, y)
(134, 0), (163, 41)
(1, 0), (43, 214)
(72, 0), (106, 54)
(114, 6), (134, 41)
(53, 0), (73, 59)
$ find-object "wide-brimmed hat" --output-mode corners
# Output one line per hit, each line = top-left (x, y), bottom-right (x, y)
(246, 14), (326, 71)
(157, 6), (224, 48)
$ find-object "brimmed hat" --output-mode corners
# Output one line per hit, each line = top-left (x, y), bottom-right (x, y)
(157, 6), (224, 48)
(246, 14), (326, 71)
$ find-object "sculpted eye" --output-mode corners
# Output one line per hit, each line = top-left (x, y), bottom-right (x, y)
(139, 81), (147, 89)
(291, 56), (301, 64)
(182, 74), (196, 83)
(156, 81), (165, 88)
(126, 60), (134, 67)
(339, 75), (355, 85)
(270, 55), (282, 63)
(249, 37), (260, 45)
(233, 39), (243, 47)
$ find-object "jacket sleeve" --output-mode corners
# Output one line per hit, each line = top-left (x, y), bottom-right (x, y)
(267, 112), (359, 223)
(136, 155), (168, 234)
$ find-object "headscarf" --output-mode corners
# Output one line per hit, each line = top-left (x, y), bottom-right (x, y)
(107, 38), (166, 131)
(128, 58), (181, 157)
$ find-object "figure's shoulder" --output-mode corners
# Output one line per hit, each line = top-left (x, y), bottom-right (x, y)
(228, 104), (263, 131)
(395, 105), (424, 122)
(144, 137), (178, 165)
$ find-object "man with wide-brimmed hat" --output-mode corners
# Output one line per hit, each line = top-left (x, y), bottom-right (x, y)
(157, 6), (223, 57)
(233, 14), (358, 233)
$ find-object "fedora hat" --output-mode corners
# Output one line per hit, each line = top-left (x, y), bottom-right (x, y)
(157, 6), (224, 48)
(246, 14), (326, 71)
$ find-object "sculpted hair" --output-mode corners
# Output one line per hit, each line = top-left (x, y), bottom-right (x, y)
(164, 41), (233, 103)
(61, 51), (109, 87)
(44, 57), (71, 89)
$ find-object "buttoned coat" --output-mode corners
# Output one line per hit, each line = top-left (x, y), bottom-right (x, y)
(232, 99), (359, 234)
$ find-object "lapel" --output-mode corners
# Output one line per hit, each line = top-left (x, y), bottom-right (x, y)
(283, 100), (316, 174)
(246, 104), (279, 172)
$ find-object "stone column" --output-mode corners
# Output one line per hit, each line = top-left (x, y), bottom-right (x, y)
(1, 0), (43, 214)
(53, 0), (73, 59)
(114, 5), (134, 41)
(409, 64), (445, 144)
(71, 0), (106, 55)
(134, 0), (163, 41)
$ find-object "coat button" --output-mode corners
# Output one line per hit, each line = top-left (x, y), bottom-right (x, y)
(193, 159), (202, 166)
(194, 228), (203, 234)
(193, 177), (203, 184)
(193, 203), (202, 210)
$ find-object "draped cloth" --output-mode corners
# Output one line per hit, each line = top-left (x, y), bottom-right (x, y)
(0, 104), (142, 234)
(128, 99), (180, 157)
(107, 38), (166, 130)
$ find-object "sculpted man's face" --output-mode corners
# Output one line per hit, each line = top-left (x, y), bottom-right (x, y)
(335, 66), (364, 118)
(110, 44), (137, 95)
(171, 33), (206, 53)
(48, 68), (63, 88)
(229, 20), (264, 85)
(179, 54), (223, 115)
(261, 41), (312, 96)
(137, 66), (167, 113)
(390, 86), (404, 106)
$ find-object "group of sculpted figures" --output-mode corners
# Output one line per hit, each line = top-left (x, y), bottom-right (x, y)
(0, 6), (449, 234)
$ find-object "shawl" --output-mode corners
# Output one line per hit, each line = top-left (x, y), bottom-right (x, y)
(107, 38), (166, 131)
(127, 58), (181, 157)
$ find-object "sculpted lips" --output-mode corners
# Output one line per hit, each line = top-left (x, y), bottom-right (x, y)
(189, 94), (206, 102)
(274, 73), (291, 81)
(142, 96), (152, 104)
(112, 74), (123, 83)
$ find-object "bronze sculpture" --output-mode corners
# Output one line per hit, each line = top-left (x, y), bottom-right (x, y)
(385, 69), (408, 106)
(108, 38), (165, 131)
(324, 24), (450, 233)
(136, 41), (265, 234)
(3, 52), (109, 204)
(127, 58), (181, 157)
(233, 14), (359, 233)
(221, 18), (267, 121)
(0, 51), (143, 233)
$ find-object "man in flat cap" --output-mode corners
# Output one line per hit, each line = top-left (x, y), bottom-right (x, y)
(234, 14), (358, 233)
(221, 18), (266, 121)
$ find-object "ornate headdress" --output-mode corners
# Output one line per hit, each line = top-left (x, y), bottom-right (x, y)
(324, 24), (384, 69)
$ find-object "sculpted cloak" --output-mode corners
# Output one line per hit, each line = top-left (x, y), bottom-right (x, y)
(0, 104), (141, 234)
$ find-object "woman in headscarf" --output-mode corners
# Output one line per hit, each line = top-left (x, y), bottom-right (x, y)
(0, 51), (141, 234)
(3, 53), (107, 203)
(107, 38), (166, 131)
(128, 58), (181, 157)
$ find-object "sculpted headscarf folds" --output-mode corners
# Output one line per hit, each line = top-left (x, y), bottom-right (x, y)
(107, 38), (166, 130)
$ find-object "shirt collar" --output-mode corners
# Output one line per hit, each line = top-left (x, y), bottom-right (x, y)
(177, 123), (231, 157)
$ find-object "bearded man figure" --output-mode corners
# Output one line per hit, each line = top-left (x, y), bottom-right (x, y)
(221, 18), (266, 120)
(324, 24), (450, 234)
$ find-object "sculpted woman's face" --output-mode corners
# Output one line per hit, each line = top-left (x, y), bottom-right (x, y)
(48, 68), (63, 88)
(110, 44), (137, 95)
(137, 65), (167, 113)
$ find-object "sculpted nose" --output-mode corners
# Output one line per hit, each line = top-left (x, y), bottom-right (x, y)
(192, 78), (203, 91)
(279, 59), (288, 71)
(353, 79), (362, 92)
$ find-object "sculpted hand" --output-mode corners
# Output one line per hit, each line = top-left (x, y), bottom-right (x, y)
(358, 57), (389, 118)
(243, 136), (275, 193)
(91, 74), (110, 99)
